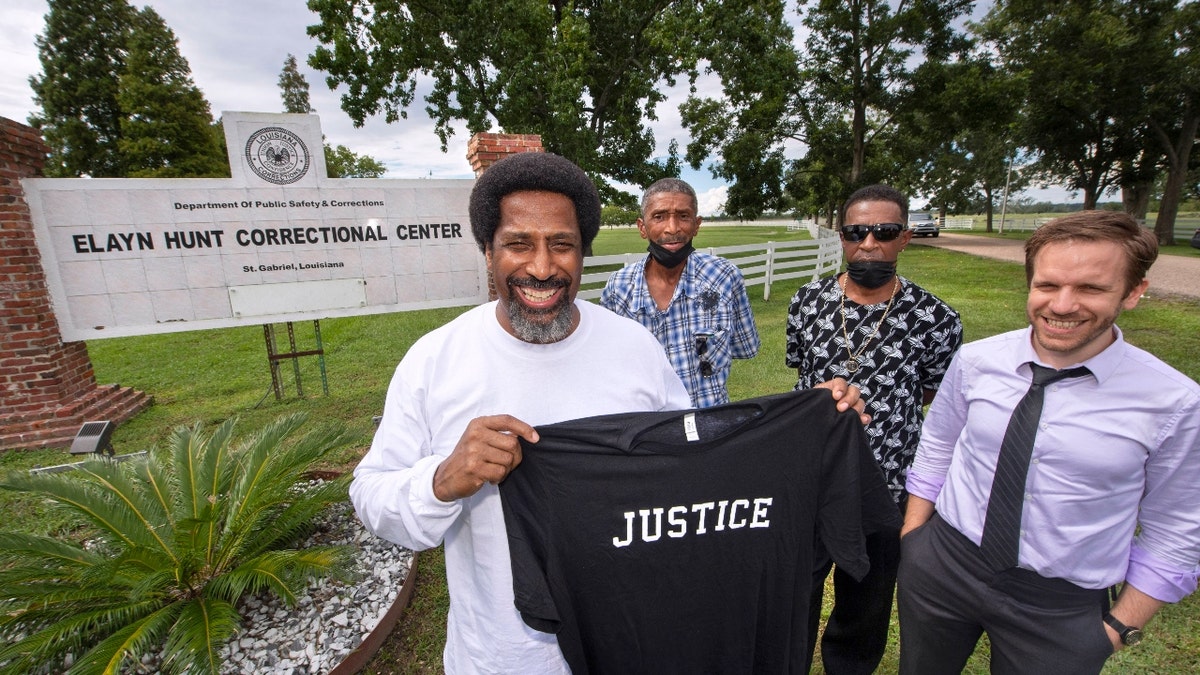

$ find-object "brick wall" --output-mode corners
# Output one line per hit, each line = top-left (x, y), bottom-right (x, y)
(466, 133), (544, 177)
(0, 117), (150, 451)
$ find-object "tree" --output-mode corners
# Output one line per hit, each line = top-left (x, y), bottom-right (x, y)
(799, 0), (973, 186)
(601, 204), (640, 227)
(279, 53), (314, 114)
(306, 0), (701, 199)
(0, 415), (353, 675)
(1140, 1), (1200, 244)
(118, 7), (227, 178)
(679, 0), (801, 219)
(325, 143), (387, 178)
(896, 55), (1029, 231)
(275, 53), (387, 179)
(28, 0), (136, 177)
(781, 106), (855, 225)
(681, 0), (974, 219)
(984, 0), (1199, 241)
(981, 0), (1151, 210)
(28, 0), (226, 179)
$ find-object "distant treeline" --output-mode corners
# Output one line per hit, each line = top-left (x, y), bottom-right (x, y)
(696, 199), (1200, 223)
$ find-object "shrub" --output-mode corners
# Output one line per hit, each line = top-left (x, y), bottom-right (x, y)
(0, 413), (354, 675)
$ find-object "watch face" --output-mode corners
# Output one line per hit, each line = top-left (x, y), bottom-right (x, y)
(1124, 629), (1144, 646)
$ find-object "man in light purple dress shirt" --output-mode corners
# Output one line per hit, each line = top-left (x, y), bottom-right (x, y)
(898, 211), (1200, 674)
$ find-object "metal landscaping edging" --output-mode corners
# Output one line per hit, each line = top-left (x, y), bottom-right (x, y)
(326, 549), (421, 675)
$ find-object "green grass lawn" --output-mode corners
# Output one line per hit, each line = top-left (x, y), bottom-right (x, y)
(3, 225), (1198, 673)
(943, 212), (1200, 258)
(367, 231), (1200, 674)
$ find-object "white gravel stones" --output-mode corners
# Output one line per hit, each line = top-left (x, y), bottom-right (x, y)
(126, 502), (412, 675)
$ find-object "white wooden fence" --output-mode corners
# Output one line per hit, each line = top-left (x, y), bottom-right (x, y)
(579, 227), (843, 301)
(944, 215), (1199, 240)
(941, 217), (975, 230)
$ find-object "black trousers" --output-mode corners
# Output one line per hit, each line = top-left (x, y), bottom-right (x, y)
(806, 520), (902, 674)
(896, 514), (1113, 675)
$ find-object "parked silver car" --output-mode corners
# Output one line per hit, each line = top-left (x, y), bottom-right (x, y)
(909, 212), (939, 237)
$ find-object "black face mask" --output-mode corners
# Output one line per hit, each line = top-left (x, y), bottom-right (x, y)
(647, 241), (695, 269)
(846, 260), (896, 289)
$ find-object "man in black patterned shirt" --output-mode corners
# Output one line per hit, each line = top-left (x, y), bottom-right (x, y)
(786, 184), (963, 674)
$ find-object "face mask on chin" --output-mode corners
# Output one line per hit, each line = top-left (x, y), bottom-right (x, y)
(846, 260), (897, 289)
(647, 241), (695, 269)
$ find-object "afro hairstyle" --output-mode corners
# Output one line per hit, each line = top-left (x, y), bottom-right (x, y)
(468, 151), (601, 253)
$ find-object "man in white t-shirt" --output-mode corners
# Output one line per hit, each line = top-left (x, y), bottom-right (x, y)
(350, 152), (866, 674)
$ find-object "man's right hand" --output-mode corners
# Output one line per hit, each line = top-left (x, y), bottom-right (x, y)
(900, 495), (936, 538)
(813, 377), (871, 425)
(432, 415), (539, 502)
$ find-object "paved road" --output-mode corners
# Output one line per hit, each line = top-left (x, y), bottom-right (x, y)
(913, 232), (1200, 301)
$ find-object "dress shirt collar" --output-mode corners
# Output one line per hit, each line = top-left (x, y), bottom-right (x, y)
(1017, 324), (1127, 385)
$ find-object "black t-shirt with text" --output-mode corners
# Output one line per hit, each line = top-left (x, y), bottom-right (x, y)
(499, 389), (900, 674)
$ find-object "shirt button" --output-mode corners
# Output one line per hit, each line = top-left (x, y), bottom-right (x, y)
(1032, 458), (1040, 464)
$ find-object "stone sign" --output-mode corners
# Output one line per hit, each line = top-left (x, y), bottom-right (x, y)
(21, 112), (486, 341)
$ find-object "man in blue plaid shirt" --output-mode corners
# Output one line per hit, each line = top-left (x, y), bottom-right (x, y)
(600, 178), (760, 408)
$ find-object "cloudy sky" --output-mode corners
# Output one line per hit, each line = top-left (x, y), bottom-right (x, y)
(0, 0), (1073, 214)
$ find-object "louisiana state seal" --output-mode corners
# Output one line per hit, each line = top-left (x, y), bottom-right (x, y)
(245, 126), (311, 184)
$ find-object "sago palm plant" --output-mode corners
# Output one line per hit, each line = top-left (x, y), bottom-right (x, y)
(0, 413), (356, 675)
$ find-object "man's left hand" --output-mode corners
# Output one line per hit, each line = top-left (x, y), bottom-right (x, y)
(815, 377), (870, 425)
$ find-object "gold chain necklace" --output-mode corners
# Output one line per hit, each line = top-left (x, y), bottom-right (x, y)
(839, 274), (900, 374)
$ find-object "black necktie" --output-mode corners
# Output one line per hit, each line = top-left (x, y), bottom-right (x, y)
(979, 363), (1091, 571)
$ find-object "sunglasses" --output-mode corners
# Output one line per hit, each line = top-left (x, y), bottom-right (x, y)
(695, 334), (714, 377)
(839, 222), (906, 243)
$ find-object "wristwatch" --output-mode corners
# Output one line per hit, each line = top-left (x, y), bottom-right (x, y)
(1103, 612), (1144, 646)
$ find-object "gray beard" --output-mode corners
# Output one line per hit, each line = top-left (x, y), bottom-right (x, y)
(504, 296), (575, 344)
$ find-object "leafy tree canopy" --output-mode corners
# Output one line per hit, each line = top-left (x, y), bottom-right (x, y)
(982, 0), (1199, 241)
(29, 0), (225, 178)
(118, 7), (227, 178)
(306, 0), (702, 200)
(601, 204), (640, 227)
(280, 53), (314, 114)
(325, 143), (387, 178)
(681, 0), (974, 220)
(28, 0), (136, 177)
(980, 0), (1150, 208)
(893, 55), (1028, 227)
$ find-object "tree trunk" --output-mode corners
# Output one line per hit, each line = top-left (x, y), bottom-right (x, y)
(984, 185), (995, 232)
(1151, 113), (1200, 246)
(1155, 169), (1186, 245)
(1082, 189), (1098, 210)
(851, 101), (866, 185)
(1079, 159), (1104, 210)
(1121, 183), (1152, 221)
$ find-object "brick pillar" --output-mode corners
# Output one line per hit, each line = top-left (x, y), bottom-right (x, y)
(466, 132), (544, 177)
(465, 133), (545, 299)
(0, 117), (151, 451)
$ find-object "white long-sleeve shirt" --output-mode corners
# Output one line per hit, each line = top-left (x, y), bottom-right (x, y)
(351, 300), (691, 674)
